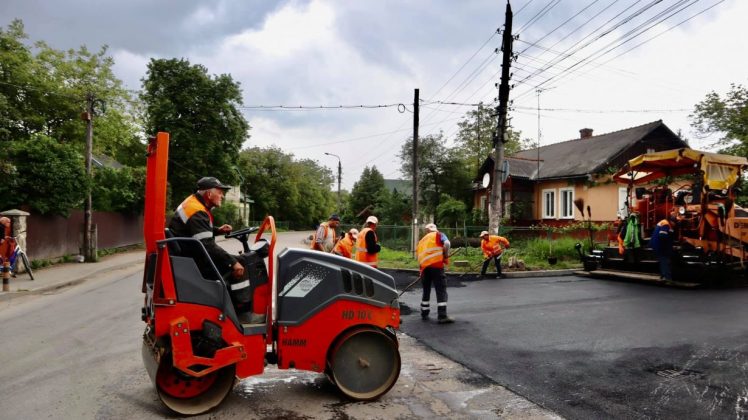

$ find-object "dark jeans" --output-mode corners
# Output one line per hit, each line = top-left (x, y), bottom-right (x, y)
(658, 254), (672, 280)
(481, 255), (502, 276)
(421, 266), (448, 319)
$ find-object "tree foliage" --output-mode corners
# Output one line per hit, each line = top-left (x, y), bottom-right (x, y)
(237, 146), (335, 228)
(92, 166), (146, 214)
(453, 102), (529, 175)
(0, 20), (139, 156)
(0, 135), (87, 215)
(0, 19), (143, 216)
(347, 166), (388, 223)
(141, 58), (250, 202)
(690, 83), (748, 156)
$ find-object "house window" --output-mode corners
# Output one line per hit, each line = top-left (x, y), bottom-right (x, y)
(480, 195), (487, 214)
(560, 188), (574, 219)
(542, 189), (555, 219)
(618, 187), (629, 218)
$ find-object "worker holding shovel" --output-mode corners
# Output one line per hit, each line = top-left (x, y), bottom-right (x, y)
(479, 231), (510, 278)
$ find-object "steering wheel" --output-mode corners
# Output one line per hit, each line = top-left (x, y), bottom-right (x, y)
(225, 226), (259, 239)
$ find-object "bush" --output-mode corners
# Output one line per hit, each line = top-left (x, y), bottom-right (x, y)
(0, 135), (88, 216)
(92, 166), (146, 214)
(212, 202), (242, 227)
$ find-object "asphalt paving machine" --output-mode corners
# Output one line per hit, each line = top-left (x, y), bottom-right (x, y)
(580, 147), (748, 285)
(140, 132), (401, 415)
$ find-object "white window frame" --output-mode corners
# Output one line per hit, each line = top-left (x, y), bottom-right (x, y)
(559, 187), (574, 219)
(542, 189), (556, 219)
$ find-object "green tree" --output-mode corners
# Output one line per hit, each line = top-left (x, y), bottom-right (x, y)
(436, 194), (467, 228)
(92, 166), (146, 214)
(237, 146), (335, 228)
(690, 83), (748, 156)
(379, 189), (412, 225)
(453, 103), (529, 173)
(398, 133), (474, 215)
(0, 135), (87, 215)
(141, 58), (250, 202)
(347, 166), (387, 222)
(0, 20), (138, 154)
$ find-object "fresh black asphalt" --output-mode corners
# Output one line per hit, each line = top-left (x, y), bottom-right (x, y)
(386, 270), (748, 420)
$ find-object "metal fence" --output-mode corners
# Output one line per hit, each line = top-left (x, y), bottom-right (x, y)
(338, 224), (616, 253)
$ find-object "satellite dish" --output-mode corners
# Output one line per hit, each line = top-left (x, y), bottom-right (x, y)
(481, 173), (490, 188)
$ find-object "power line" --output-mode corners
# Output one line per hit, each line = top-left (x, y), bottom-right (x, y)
(238, 103), (406, 111)
(515, 0), (705, 98)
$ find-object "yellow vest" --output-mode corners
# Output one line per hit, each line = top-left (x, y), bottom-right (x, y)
(355, 227), (378, 267)
(417, 232), (445, 269)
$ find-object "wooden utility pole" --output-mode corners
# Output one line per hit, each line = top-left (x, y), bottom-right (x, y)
(82, 93), (97, 262)
(411, 88), (420, 255)
(489, 2), (514, 234)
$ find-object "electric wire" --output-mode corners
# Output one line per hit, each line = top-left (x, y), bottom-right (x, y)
(515, 0), (704, 99)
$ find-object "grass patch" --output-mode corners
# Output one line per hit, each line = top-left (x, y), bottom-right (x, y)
(377, 236), (584, 272)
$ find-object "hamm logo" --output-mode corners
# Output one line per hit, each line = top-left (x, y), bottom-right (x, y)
(282, 338), (307, 347)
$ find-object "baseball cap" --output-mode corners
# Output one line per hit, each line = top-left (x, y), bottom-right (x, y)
(425, 223), (437, 232)
(197, 176), (231, 191)
(479, 231), (489, 238)
(329, 214), (341, 221)
(365, 215), (378, 224)
(349, 228), (359, 239)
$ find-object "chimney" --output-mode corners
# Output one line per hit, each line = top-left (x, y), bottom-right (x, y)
(579, 128), (593, 139)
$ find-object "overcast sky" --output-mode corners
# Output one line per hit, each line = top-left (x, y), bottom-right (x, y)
(2, 0), (745, 190)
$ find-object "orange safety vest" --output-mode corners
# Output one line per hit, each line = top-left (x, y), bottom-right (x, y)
(332, 235), (355, 258)
(311, 221), (337, 251)
(481, 235), (508, 258)
(417, 231), (445, 270)
(175, 195), (213, 239)
(355, 227), (378, 267)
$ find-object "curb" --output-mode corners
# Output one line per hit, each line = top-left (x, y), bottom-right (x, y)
(381, 267), (578, 278)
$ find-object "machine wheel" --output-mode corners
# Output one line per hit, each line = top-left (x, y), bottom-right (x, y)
(328, 327), (400, 401)
(155, 352), (236, 416)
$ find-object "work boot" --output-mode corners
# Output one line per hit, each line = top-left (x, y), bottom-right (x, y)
(421, 311), (430, 321)
(437, 316), (455, 324)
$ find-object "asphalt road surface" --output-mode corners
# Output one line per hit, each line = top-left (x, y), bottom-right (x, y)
(0, 232), (561, 419)
(395, 272), (748, 420)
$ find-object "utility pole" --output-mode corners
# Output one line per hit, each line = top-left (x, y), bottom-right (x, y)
(82, 93), (97, 262)
(324, 152), (342, 214)
(489, 1), (514, 235)
(411, 88), (419, 256)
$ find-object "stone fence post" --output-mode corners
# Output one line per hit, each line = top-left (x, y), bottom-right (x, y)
(1, 209), (30, 272)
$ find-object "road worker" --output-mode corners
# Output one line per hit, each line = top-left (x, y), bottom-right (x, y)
(479, 230), (510, 278)
(417, 223), (453, 324)
(332, 228), (358, 259)
(311, 214), (340, 252)
(649, 213), (676, 281)
(168, 177), (259, 321)
(355, 216), (381, 268)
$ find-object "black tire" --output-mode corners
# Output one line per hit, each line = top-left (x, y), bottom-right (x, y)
(20, 252), (34, 280)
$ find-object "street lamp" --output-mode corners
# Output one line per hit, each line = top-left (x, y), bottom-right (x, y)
(324, 152), (342, 214)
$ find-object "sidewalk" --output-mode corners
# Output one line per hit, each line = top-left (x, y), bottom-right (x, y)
(0, 249), (144, 302)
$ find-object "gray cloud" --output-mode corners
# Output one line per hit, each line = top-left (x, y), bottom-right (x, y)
(0, 0), (288, 55)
